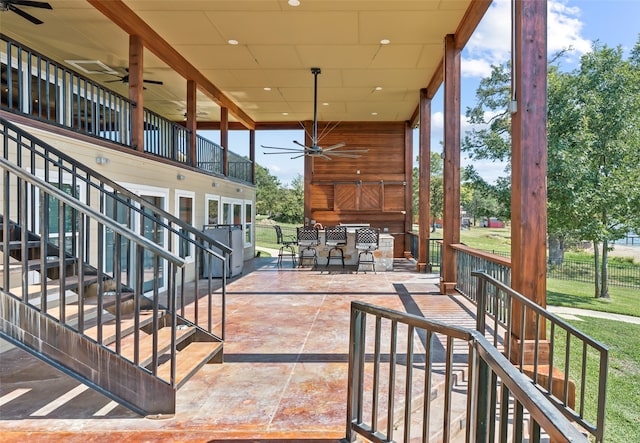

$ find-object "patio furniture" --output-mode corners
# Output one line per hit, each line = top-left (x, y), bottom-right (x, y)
(355, 227), (380, 273)
(274, 225), (297, 267)
(324, 226), (347, 267)
(297, 226), (320, 267)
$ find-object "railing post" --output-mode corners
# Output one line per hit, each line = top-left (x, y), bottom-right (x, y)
(473, 270), (487, 333)
(345, 304), (363, 442)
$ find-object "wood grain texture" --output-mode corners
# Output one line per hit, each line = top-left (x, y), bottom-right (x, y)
(307, 121), (410, 257)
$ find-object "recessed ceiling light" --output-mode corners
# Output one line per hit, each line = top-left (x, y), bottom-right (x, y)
(264, 87), (272, 91)
(371, 112), (378, 116)
(288, 0), (300, 6)
(228, 39), (239, 45)
(322, 102), (329, 106)
(375, 86), (383, 91)
(282, 112), (289, 116)
(380, 39), (391, 45)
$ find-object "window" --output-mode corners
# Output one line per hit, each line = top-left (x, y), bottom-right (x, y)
(244, 201), (253, 246)
(176, 191), (194, 260)
(205, 195), (220, 225)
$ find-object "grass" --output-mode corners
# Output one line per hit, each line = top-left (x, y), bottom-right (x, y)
(551, 317), (640, 442)
(547, 279), (640, 317)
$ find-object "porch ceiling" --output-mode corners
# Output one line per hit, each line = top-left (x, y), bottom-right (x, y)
(0, 0), (487, 126)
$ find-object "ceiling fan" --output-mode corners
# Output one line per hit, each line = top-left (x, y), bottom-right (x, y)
(0, 0), (52, 25)
(103, 68), (164, 87)
(262, 67), (368, 160)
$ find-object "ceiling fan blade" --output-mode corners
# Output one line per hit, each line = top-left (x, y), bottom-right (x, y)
(328, 149), (369, 154)
(261, 145), (305, 152)
(325, 153), (362, 158)
(11, 1), (52, 8)
(143, 79), (164, 85)
(293, 140), (313, 149)
(319, 154), (332, 160)
(9, 5), (43, 24)
(323, 142), (347, 151)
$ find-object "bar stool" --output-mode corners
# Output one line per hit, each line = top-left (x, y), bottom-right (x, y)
(324, 226), (347, 267)
(355, 227), (379, 273)
(274, 225), (297, 267)
(297, 226), (320, 267)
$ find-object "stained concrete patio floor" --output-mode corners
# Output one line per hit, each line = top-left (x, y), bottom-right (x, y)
(0, 257), (478, 442)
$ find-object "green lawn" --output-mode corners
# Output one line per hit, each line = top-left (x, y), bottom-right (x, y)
(553, 317), (640, 442)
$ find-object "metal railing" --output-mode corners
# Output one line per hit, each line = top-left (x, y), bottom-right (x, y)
(453, 243), (511, 297)
(345, 301), (589, 442)
(407, 232), (442, 273)
(1, 118), (232, 412)
(1, 34), (252, 184)
(471, 270), (608, 442)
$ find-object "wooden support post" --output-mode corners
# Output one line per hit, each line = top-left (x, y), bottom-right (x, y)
(186, 79), (197, 166)
(129, 35), (144, 152)
(510, 0), (548, 355)
(249, 129), (256, 184)
(221, 107), (228, 176)
(441, 34), (461, 293)
(418, 88), (432, 272)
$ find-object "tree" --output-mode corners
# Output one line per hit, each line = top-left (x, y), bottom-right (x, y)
(275, 174), (304, 224)
(554, 40), (640, 298)
(255, 164), (282, 217)
(462, 39), (640, 298)
(412, 152), (444, 231)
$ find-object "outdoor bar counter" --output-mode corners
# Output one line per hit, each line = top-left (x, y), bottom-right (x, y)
(312, 224), (395, 271)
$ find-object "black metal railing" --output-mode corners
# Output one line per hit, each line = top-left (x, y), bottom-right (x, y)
(1, 34), (252, 184)
(1, 118), (232, 412)
(345, 301), (589, 443)
(471, 270), (608, 442)
(453, 244), (511, 297)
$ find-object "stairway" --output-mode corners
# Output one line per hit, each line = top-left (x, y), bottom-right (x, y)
(0, 119), (230, 416)
(0, 213), (224, 415)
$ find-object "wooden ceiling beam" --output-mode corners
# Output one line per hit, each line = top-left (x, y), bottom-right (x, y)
(87, 0), (255, 130)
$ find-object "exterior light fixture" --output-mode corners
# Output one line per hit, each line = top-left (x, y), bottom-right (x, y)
(236, 188), (243, 193)
(212, 182), (219, 188)
(177, 174), (186, 180)
(95, 156), (109, 165)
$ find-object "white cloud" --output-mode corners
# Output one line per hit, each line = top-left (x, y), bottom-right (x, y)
(463, 0), (592, 78)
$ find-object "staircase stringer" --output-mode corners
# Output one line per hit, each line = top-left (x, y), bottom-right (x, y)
(0, 289), (176, 416)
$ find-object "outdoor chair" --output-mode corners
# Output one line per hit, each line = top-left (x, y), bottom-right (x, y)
(274, 225), (297, 267)
(355, 227), (380, 273)
(324, 226), (347, 267)
(297, 226), (320, 267)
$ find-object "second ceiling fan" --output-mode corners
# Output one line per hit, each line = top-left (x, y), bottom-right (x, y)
(262, 67), (368, 160)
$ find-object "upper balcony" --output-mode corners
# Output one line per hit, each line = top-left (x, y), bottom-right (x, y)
(0, 34), (253, 185)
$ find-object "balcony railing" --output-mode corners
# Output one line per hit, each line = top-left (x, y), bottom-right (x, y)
(449, 244), (608, 442)
(345, 301), (589, 442)
(1, 34), (252, 184)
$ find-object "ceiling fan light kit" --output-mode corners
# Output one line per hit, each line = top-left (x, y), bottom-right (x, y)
(262, 67), (368, 160)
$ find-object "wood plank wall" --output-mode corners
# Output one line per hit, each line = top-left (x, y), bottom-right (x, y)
(306, 121), (411, 257)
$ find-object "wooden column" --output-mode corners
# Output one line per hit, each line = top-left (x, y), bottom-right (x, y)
(440, 34), (461, 294)
(510, 0), (548, 351)
(404, 122), (413, 257)
(128, 35), (144, 152)
(249, 129), (256, 184)
(221, 107), (229, 176)
(417, 88), (432, 272)
(186, 79), (197, 166)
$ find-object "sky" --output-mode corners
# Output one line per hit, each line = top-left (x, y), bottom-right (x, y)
(201, 0), (640, 186)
